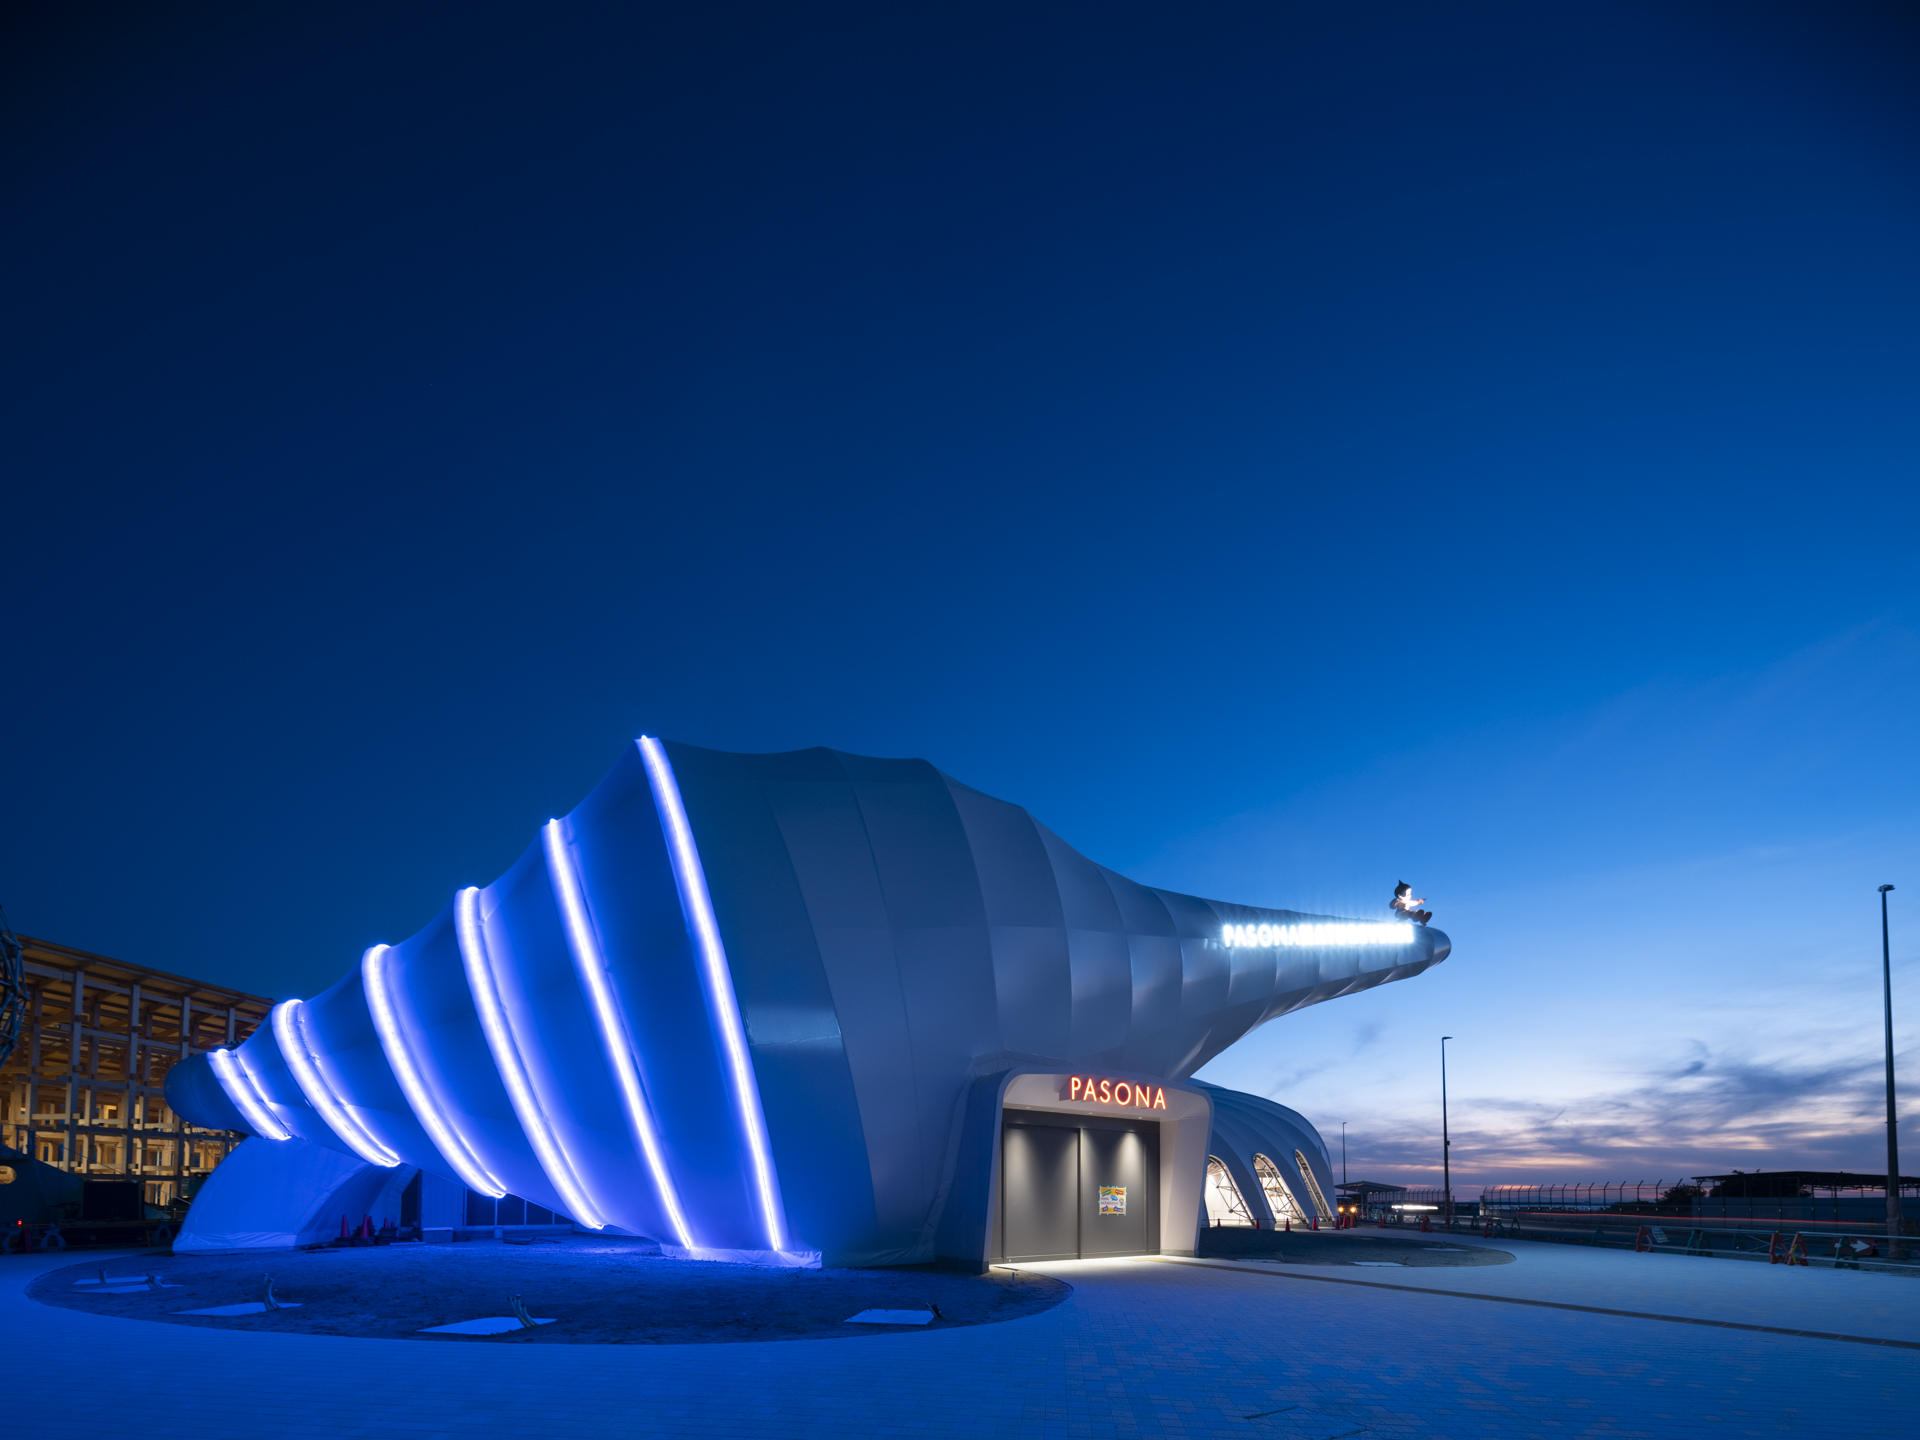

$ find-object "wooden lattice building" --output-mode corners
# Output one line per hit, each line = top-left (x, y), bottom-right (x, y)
(2, 936), (269, 1207)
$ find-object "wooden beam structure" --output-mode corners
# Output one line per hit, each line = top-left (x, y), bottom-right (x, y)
(1, 936), (272, 1207)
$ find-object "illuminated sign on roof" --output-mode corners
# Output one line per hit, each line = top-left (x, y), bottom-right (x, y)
(1221, 922), (1415, 949)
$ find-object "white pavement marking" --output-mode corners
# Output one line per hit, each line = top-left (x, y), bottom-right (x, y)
(10, 1245), (1916, 1438)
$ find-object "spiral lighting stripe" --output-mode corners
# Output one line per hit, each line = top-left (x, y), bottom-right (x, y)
(208, 1045), (291, 1141)
(542, 818), (695, 1249)
(360, 943), (505, 1198)
(270, 999), (401, 1167)
(637, 735), (789, 1255)
(453, 886), (606, 1230)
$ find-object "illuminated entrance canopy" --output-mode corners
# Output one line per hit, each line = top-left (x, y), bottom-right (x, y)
(1221, 921), (1414, 949)
(1068, 1076), (1168, 1109)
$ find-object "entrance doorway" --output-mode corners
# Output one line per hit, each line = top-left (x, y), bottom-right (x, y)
(997, 1110), (1160, 1262)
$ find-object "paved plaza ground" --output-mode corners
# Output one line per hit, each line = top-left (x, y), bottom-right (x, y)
(9, 1231), (1914, 1438)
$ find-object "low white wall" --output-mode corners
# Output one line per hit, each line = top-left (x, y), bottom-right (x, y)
(175, 1136), (417, 1252)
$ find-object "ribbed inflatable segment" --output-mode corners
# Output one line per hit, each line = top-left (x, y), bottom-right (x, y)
(1195, 1082), (1338, 1229)
(170, 738), (1449, 1267)
(174, 739), (793, 1261)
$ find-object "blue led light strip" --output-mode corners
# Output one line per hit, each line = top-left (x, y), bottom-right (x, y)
(270, 999), (401, 1167)
(637, 735), (790, 1255)
(208, 1046), (292, 1141)
(543, 819), (695, 1249)
(361, 943), (506, 1198)
(454, 886), (607, 1230)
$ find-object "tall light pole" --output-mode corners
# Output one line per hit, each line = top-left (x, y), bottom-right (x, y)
(1339, 1121), (1348, 1226)
(1880, 886), (1904, 1259)
(1441, 1036), (1454, 1233)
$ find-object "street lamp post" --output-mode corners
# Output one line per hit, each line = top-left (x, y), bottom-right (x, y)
(1339, 1121), (1348, 1227)
(1880, 886), (1904, 1260)
(1441, 1036), (1454, 1233)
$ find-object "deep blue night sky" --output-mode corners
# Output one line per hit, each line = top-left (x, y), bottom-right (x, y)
(6, 1), (1918, 1184)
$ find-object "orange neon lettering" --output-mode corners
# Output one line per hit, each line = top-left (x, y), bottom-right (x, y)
(1098, 1080), (1112, 1104)
(1114, 1082), (1131, 1106)
(1154, 1087), (1167, 1110)
(1070, 1077), (1082, 1100)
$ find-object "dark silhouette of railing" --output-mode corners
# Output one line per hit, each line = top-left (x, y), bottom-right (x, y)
(1482, 1182), (1672, 1213)
(1480, 1180), (1918, 1232)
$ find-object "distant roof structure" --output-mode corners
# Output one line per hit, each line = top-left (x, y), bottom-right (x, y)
(1335, 1180), (1408, 1195)
(1691, 1170), (1919, 1189)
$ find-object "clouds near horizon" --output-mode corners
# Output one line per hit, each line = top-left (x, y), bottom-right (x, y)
(1188, 625), (1920, 1187)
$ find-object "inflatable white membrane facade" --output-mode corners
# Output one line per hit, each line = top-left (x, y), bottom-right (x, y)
(166, 739), (1449, 1265)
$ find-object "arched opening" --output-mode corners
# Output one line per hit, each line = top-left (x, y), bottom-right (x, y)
(1251, 1153), (1306, 1224)
(1204, 1156), (1255, 1226)
(1293, 1149), (1333, 1219)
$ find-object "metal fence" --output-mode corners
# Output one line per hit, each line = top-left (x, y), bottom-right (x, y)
(1482, 1183), (1668, 1212)
(1350, 1204), (1920, 1267)
(1481, 1182), (1919, 1230)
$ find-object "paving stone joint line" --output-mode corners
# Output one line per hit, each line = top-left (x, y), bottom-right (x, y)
(1155, 1257), (1920, 1351)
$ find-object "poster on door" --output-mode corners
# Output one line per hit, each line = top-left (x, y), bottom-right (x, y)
(1099, 1186), (1126, 1215)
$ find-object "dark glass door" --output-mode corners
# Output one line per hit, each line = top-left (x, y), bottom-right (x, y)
(1001, 1123), (1080, 1261)
(1080, 1124), (1157, 1256)
(1000, 1113), (1160, 1261)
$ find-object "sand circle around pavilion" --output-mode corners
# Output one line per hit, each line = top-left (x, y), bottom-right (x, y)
(29, 1238), (1072, 1344)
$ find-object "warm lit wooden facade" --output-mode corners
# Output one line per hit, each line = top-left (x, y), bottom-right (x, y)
(2, 936), (271, 1206)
